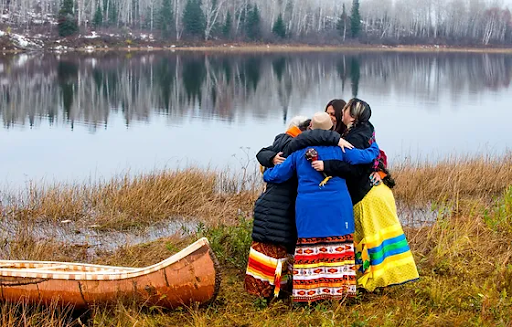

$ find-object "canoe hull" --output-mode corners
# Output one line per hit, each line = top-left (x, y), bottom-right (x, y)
(0, 238), (220, 309)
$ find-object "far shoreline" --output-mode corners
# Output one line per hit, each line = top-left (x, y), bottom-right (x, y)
(3, 42), (512, 55)
(166, 44), (512, 54)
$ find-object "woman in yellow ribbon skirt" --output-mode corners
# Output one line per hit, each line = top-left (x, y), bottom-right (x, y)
(353, 183), (419, 291)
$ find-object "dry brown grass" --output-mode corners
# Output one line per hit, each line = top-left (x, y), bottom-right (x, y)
(3, 154), (512, 234)
(5, 168), (260, 230)
(1, 154), (511, 326)
(6, 42), (512, 54)
(392, 153), (512, 207)
(70, 209), (512, 326)
(0, 301), (82, 327)
(1, 197), (511, 326)
(87, 198), (509, 327)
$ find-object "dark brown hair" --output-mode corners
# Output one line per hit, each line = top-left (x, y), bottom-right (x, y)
(324, 99), (346, 134)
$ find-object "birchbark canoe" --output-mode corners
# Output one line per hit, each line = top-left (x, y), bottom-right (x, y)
(0, 237), (220, 309)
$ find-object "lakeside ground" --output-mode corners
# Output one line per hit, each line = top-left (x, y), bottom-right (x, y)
(160, 44), (512, 54)
(4, 44), (512, 54)
(2, 30), (512, 54)
(0, 154), (511, 326)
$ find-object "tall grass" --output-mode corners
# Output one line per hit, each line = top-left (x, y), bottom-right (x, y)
(0, 155), (511, 325)
(0, 302), (82, 327)
(393, 153), (512, 206)
(3, 168), (260, 230)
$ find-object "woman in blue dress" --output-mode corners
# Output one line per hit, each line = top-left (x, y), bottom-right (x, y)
(263, 112), (380, 303)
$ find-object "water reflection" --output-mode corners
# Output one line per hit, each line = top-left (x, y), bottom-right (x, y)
(1, 52), (511, 129)
(1, 51), (512, 187)
(0, 216), (198, 259)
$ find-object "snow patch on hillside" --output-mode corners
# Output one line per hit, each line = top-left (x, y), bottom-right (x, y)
(11, 33), (43, 49)
(83, 31), (99, 39)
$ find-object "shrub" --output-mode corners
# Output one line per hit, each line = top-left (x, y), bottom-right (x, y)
(197, 213), (253, 272)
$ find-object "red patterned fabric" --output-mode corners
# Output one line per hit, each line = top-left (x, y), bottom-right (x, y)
(292, 235), (356, 302)
(244, 242), (292, 298)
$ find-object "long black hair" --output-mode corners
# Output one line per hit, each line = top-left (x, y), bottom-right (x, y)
(325, 99), (346, 134)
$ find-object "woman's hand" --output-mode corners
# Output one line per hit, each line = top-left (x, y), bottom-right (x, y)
(311, 160), (325, 172)
(338, 138), (354, 152)
(272, 152), (285, 165)
(370, 172), (382, 186)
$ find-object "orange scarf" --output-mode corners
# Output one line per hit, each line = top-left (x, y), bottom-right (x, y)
(285, 126), (301, 138)
(260, 126), (302, 174)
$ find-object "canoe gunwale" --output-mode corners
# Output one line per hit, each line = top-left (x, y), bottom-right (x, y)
(0, 237), (211, 281)
(0, 237), (221, 309)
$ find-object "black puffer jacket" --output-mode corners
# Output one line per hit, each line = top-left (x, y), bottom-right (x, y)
(284, 124), (375, 205)
(252, 130), (340, 252)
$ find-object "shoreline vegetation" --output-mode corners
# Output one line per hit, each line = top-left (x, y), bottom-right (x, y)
(0, 153), (511, 326)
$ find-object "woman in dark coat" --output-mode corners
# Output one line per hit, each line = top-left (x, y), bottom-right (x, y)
(245, 116), (336, 300)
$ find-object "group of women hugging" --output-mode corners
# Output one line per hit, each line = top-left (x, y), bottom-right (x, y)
(244, 98), (419, 304)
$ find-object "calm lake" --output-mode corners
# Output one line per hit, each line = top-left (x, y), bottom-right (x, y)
(1, 51), (511, 189)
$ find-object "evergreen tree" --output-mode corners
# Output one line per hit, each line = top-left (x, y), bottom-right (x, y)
(183, 0), (206, 37)
(350, 0), (361, 38)
(272, 13), (286, 39)
(337, 4), (349, 41)
(239, 4), (249, 33)
(159, 0), (173, 36)
(58, 0), (78, 37)
(222, 11), (232, 38)
(245, 4), (261, 41)
(93, 5), (103, 27)
(108, 2), (118, 26)
(132, 0), (140, 25)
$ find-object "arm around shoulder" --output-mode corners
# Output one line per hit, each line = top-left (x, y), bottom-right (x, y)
(343, 141), (380, 165)
(263, 153), (297, 183)
(283, 130), (341, 156)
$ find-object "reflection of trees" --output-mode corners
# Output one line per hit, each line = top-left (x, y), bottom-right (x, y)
(155, 58), (176, 112)
(336, 56), (361, 98)
(337, 57), (348, 93)
(0, 52), (511, 129)
(182, 57), (206, 103)
(350, 57), (361, 98)
(359, 53), (512, 105)
(57, 61), (78, 126)
(273, 57), (286, 82)
(272, 57), (291, 122)
(243, 57), (262, 92)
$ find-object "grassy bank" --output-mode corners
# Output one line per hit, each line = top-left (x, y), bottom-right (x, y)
(0, 155), (511, 326)
(2, 168), (260, 230)
(3, 153), (511, 230)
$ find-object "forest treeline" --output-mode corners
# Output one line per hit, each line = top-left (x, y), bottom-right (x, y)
(1, 0), (512, 46)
